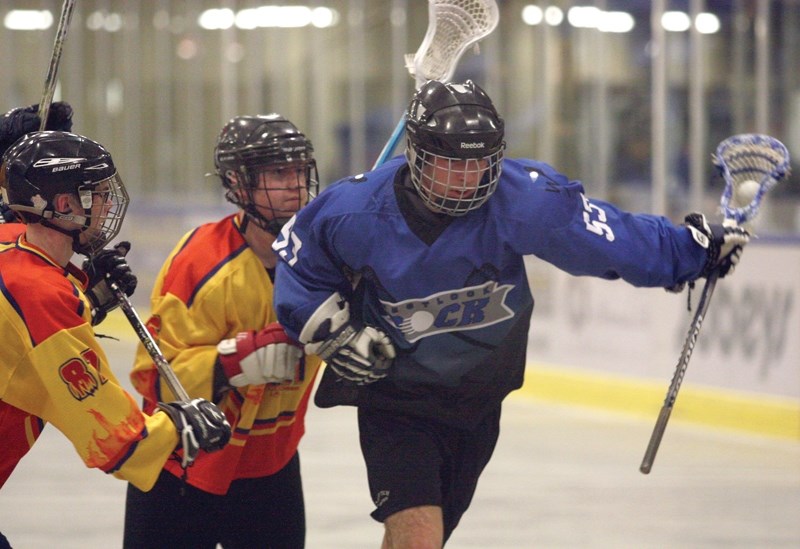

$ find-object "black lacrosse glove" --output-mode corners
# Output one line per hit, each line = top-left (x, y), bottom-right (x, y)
(0, 102), (73, 156)
(82, 241), (138, 325)
(157, 398), (232, 468)
(685, 212), (750, 278)
(0, 202), (16, 223)
(665, 213), (750, 293)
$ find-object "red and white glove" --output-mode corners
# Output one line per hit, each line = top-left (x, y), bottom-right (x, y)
(216, 322), (303, 386)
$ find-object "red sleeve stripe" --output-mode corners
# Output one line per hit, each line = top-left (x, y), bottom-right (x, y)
(0, 272), (35, 347)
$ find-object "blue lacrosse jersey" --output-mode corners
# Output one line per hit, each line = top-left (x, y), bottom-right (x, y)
(273, 156), (706, 425)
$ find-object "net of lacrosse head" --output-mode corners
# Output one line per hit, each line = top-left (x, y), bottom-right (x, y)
(405, 0), (500, 88)
(715, 134), (791, 228)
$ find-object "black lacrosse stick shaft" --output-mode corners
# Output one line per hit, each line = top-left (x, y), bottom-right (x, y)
(110, 282), (191, 402)
(38, 0), (76, 130)
(640, 269), (720, 474)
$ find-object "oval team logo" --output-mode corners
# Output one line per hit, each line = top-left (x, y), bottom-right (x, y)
(381, 281), (514, 343)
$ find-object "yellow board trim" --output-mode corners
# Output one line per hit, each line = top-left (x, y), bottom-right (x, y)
(515, 363), (800, 441)
(102, 310), (800, 442)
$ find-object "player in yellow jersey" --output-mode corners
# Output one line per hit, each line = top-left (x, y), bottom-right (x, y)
(1, 102), (138, 326)
(0, 105), (141, 532)
(0, 131), (231, 502)
(123, 114), (323, 548)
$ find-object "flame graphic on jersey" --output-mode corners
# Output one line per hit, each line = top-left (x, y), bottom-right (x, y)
(84, 392), (145, 468)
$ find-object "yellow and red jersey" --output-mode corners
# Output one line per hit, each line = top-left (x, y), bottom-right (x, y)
(130, 214), (321, 495)
(0, 235), (178, 491)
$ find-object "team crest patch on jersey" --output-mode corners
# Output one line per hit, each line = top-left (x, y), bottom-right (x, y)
(381, 281), (514, 343)
(59, 357), (100, 400)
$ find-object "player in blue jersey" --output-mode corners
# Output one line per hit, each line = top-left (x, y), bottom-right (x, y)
(271, 80), (750, 548)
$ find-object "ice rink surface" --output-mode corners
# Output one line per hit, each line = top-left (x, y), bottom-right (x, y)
(2, 336), (799, 548)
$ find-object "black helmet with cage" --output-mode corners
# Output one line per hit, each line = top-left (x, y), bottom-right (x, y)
(0, 130), (129, 256)
(214, 114), (318, 235)
(405, 79), (505, 216)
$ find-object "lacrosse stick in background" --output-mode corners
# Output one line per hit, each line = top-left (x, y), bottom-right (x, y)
(34, 1), (191, 402)
(38, 0), (77, 130)
(371, 0), (499, 169)
(640, 134), (791, 475)
(40, 1), (191, 403)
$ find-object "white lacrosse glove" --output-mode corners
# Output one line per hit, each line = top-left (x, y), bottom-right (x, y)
(216, 322), (304, 386)
(300, 293), (396, 385)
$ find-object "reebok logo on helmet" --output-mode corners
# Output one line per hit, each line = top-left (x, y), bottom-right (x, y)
(460, 142), (485, 149)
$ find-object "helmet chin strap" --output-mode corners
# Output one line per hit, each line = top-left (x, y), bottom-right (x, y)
(239, 211), (251, 233)
(243, 206), (285, 237)
(40, 218), (85, 253)
(41, 206), (93, 255)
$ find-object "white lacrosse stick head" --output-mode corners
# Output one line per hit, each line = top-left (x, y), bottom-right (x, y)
(714, 134), (790, 226)
(406, 0), (500, 88)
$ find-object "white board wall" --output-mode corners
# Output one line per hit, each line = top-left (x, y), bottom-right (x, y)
(525, 239), (800, 401)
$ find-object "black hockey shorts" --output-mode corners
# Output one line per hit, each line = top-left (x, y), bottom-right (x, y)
(123, 452), (304, 549)
(358, 404), (501, 542)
